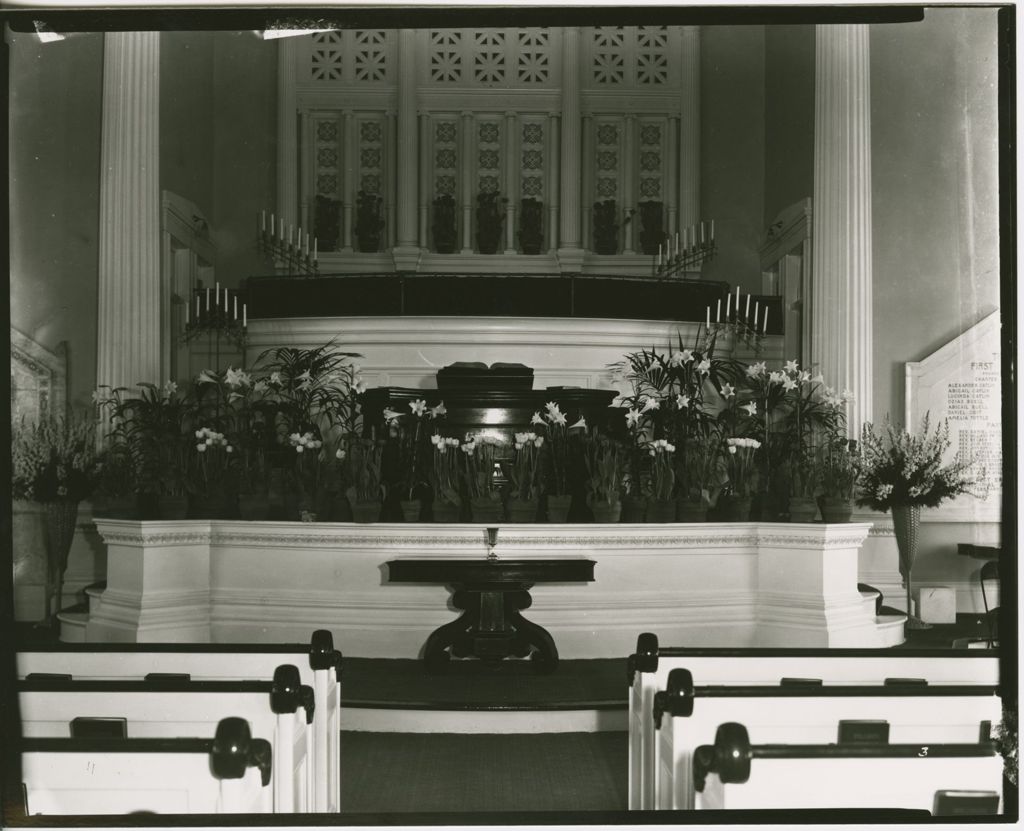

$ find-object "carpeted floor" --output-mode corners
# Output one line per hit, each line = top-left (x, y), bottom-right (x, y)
(339, 730), (629, 814)
(340, 657), (627, 709)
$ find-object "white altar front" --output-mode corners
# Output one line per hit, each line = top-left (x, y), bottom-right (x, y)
(86, 520), (902, 653)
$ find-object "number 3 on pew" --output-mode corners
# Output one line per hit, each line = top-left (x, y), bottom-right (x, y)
(919, 746), (929, 757)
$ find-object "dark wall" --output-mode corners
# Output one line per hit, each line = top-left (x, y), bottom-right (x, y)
(700, 25), (766, 294)
(763, 25), (814, 226)
(9, 32), (103, 410)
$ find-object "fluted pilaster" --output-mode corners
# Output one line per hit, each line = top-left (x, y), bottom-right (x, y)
(395, 29), (419, 258)
(557, 26), (583, 269)
(811, 24), (873, 434)
(623, 115), (636, 254)
(276, 38), (298, 226)
(96, 32), (162, 398)
(418, 113), (430, 248)
(505, 111), (518, 253)
(677, 26), (701, 236)
(460, 111), (474, 253)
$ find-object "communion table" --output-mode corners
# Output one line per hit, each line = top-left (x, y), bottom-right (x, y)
(84, 520), (898, 653)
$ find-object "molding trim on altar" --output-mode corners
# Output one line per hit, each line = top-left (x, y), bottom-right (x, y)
(85, 520), (897, 653)
(244, 315), (784, 393)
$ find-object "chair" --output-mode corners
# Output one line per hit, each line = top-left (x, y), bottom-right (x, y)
(979, 561), (999, 647)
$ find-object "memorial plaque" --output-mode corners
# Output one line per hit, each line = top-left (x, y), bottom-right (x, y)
(905, 312), (1001, 522)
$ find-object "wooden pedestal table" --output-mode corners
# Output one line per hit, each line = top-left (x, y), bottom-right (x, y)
(386, 558), (596, 674)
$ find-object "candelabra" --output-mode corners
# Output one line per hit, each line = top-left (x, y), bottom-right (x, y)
(653, 220), (717, 278)
(699, 286), (770, 356)
(181, 285), (248, 373)
(257, 210), (319, 275)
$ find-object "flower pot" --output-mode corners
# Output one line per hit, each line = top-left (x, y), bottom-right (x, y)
(588, 497), (622, 524)
(545, 494), (573, 523)
(351, 500), (381, 523)
(238, 493), (271, 521)
(751, 490), (785, 522)
(432, 500), (461, 523)
(470, 495), (503, 523)
(675, 497), (708, 523)
(818, 496), (854, 524)
(620, 495), (647, 523)
(331, 492), (354, 522)
(507, 497), (540, 523)
(646, 498), (677, 523)
(159, 494), (189, 520)
(41, 499), (80, 625)
(721, 495), (753, 522)
(92, 494), (137, 519)
(188, 492), (228, 519)
(400, 499), (422, 522)
(136, 492), (161, 520)
(787, 496), (819, 523)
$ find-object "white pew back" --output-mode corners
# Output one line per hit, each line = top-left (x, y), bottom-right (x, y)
(21, 718), (273, 815)
(693, 722), (1002, 814)
(18, 666), (314, 813)
(653, 677), (1000, 809)
(16, 630), (342, 813)
(627, 633), (1001, 810)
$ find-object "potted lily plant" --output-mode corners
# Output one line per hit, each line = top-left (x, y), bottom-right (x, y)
(817, 436), (859, 522)
(723, 436), (761, 520)
(428, 433), (462, 522)
(382, 399), (446, 521)
(645, 438), (677, 522)
(505, 430), (544, 522)
(459, 431), (504, 522)
(349, 434), (385, 522)
(583, 432), (624, 523)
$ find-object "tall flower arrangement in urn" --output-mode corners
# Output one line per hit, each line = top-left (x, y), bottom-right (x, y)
(856, 414), (982, 629)
(12, 412), (100, 626)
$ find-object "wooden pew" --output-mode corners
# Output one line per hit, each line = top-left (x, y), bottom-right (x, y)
(626, 632), (1000, 810)
(16, 629), (342, 813)
(18, 664), (314, 813)
(20, 717), (273, 815)
(652, 667), (1001, 809)
(692, 722), (1002, 814)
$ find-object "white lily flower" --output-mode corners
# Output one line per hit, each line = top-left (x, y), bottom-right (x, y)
(430, 402), (447, 418)
(197, 369), (219, 385)
(799, 370), (812, 383)
(782, 377), (798, 391)
(676, 393), (690, 409)
(641, 397), (660, 413)
(531, 411), (545, 426)
(270, 371), (283, 385)
(696, 359), (711, 374)
(409, 399), (427, 417)
(784, 359), (799, 373)
(569, 416), (587, 431)
(625, 408), (642, 428)
(741, 401), (757, 416)
(336, 448), (346, 459)
(382, 408), (402, 423)
(353, 379), (367, 394)
(769, 371), (786, 384)
(720, 383), (736, 399)
(745, 361), (767, 378)
(679, 349), (694, 364)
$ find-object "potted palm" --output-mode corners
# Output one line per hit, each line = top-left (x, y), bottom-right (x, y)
(518, 197), (544, 254)
(12, 412), (100, 627)
(354, 190), (385, 253)
(637, 200), (664, 255)
(432, 194), (458, 254)
(475, 191), (507, 254)
(592, 199), (620, 254)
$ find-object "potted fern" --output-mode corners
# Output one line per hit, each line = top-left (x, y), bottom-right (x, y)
(475, 191), (507, 254)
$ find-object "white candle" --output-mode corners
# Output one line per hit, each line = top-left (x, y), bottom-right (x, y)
(270, 212), (274, 235)
(215, 281), (219, 294)
(234, 296), (238, 319)
(224, 287), (229, 311)
(754, 301), (760, 329)
(195, 295), (199, 318)
(305, 232), (310, 256)
(185, 302), (189, 324)
(736, 285), (741, 310)
(261, 210), (266, 232)
(243, 303), (247, 328)
(313, 237), (317, 260)
(206, 288), (210, 311)
(288, 225), (293, 247)
(745, 293), (751, 319)
(700, 222), (705, 244)
(716, 299), (721, 322)
(726, 292), (732, 317)
(706, 306), (710, 328)
(675, 232), (679, 253)
(279, 217), (284, 240)
(762, 307), (769, 334)
(710, 220), (715, 241)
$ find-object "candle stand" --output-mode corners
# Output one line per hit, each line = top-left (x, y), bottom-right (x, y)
(182, 288), (249, 374)
(257, 228), (319, 276)
(654, 238), (717, 278)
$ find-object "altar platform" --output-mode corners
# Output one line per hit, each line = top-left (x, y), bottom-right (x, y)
(83, 520), (903, 652)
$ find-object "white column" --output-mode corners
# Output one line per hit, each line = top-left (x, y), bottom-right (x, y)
(811, 25), (873, 435)
(393, 29), (420, 269)
(96, 32), (162, 403)
(622, 115), (636, 254)
(460, 111), (474, 254)
(504, 111), (518, 253)
(557, 26), (584, 270)
(678, 26), (701, 237)
(580, 114), (593, 251)
(386, 111), (398, 250)
(547, 114), (560, 252)
(277, 38), (298, 229)
(341, 111), (354, 252)
(418, 113), (430, 249)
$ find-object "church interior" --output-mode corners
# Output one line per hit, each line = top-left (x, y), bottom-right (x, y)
(3, 4), (1016, 824)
